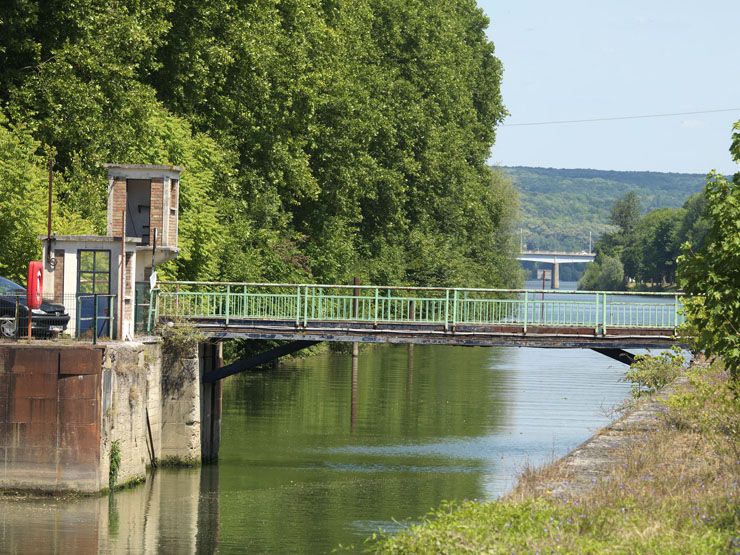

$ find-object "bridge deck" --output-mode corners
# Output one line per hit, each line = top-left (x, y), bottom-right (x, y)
(150, 282), (685, 349)
(189, 319), (679, 348)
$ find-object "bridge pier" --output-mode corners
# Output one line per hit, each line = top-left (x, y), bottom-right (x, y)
(552, 261), (560, 289)
(200, 342), (223, 463)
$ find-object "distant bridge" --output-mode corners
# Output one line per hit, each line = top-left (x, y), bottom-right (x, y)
(516, 251), (596, 288)
(149, 282), (685, 380)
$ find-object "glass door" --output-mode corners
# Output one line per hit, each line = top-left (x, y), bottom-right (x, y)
(77, 250), (113, 338)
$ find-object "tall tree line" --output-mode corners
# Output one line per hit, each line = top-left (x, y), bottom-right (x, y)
(0, 0), (521, 288)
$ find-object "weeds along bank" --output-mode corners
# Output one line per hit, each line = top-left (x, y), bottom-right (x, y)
(373, 358), (739, 554)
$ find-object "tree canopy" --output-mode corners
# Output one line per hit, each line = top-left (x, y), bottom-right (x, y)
(678, 122), (740, 380)
(0, 0), (520, 288)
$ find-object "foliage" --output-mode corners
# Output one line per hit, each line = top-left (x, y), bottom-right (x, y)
(109, 439), (121, 491)
(677, 122), (740, 380)
(0, 112), (48, 282)
(578, 254), (624, 291)
(666, 362), (739, 457)
(159, 320), (205, 367)
(0, 0), (519, 290)
(609, 191), (641, 235)
(624, 347), (685, 398)
(373, 493), (734, 554)
(580, 189), (709, 290)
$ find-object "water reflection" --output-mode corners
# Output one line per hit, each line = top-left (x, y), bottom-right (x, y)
(0, 466), (219, 553)
(215, 344), (628, 552)
(0, 342), (630, 553)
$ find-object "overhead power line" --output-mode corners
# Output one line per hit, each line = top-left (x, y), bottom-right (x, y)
(502, 108), (740, 127)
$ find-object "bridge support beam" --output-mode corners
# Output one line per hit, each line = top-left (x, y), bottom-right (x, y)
(552, 261), (560, 289)
(203, 340), (321, 383)
(591, 348), (636, 366)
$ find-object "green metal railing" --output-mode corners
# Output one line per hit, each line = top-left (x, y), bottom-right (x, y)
(148, 282), (685, 334)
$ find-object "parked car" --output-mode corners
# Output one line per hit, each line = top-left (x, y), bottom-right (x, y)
(0, 276), (70, 338)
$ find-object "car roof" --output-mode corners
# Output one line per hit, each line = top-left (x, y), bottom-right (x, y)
(0, 276), (25, 292)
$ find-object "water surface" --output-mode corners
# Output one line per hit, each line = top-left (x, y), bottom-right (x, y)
(0, 281), (660, 552)
(0, 342), (631, 553)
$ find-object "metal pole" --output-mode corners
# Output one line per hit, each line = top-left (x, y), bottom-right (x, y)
(602, 292), (607, 335)
(14, 297), (20, 339)
(374, 287), (379, 327)
(541, 271), (546, 322)
(46, 156), (55, 268)
(225, 284), (231, 326)
(151, 228), (157, 276)
(119, 209), (126, 340)
(452, 289), (458, 331)
(303, 286), (309, 327)
(295, 285), (301, 328)
(147, 290), (155, 333)
(523, 291), (528, 333)
(93, 294), (98, 345)
(352, 277), (360, 358)
(673, 294), (679, 330)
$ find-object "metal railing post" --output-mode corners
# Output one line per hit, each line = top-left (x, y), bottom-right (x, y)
(673, 294), (679, 330)
(452, 289), (458, 331)
(444, 289), (450, 331)
(303, 286), (309, 327)
(594, 293), (599, 334)
(602, 292), (608, 335)
(296, 285), (301, 327)
(225, 284), (231, 326)
(14, 297), (20, 339)
(147, 289), (157, 333)
(374, 287), (379, 326)
(523, 291), (528, 333)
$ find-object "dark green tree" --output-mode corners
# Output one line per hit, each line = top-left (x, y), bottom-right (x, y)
(678, 122), (740, 380)
(609, 191), (641, 235)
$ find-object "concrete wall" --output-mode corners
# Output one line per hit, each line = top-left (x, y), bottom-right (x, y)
(160, 341), (201, 463)
(0, 340), (221, 494)
(99, 342), (162, 489)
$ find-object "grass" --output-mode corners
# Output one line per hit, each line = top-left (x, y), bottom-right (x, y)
(157, 455), (201, 468)
(373, 361), (739, 554)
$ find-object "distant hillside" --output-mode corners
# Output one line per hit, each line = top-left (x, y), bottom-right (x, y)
(502, 166), (707, 252)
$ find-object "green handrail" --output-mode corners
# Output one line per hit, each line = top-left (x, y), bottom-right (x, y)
(150, 282), (686, 332)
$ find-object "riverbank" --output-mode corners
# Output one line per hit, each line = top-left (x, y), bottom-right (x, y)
(374, 360), (738, 553)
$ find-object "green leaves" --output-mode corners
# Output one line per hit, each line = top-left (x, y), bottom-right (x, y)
(678, 122), (740, 380)
(0, 0), (517, 290)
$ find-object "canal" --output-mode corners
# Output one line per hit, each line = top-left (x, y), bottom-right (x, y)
(0, 283), (637, 553)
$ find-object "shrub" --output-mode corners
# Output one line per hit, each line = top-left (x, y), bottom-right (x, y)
(666, 362), (739, 458)
(624, 347), (685, 398)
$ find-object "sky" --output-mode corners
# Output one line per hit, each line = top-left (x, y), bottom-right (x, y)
(478, 0), (740, 173)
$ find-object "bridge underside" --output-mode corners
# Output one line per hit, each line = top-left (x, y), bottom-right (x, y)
(182, 319), (681, 349)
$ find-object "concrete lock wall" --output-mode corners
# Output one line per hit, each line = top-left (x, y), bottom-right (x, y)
(0, 341), (222, 493)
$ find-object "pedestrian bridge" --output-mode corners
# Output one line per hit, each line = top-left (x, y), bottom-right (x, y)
(149, 282), (684, 351)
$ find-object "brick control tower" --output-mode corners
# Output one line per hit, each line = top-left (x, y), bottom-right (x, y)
(41, 164), (182, 339)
